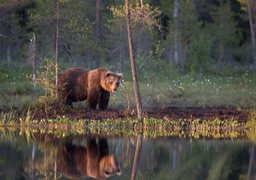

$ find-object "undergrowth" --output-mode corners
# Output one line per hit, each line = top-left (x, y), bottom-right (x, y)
(0, 114), (253, 140)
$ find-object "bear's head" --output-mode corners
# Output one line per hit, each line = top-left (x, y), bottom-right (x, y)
(102, 71), (123, 93)
(99, 154), (122, 178)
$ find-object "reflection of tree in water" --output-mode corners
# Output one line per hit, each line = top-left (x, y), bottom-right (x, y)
(111, 138), (256, 180)
(247, 146), (255, 180)
(28, 137), (256, 179)
(136, 140), (255, 180)
(0, 141), (29, 179)
(0, 132), (256, 179)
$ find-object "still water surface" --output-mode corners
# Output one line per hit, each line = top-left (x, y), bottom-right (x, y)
(0, 130), (255, 180)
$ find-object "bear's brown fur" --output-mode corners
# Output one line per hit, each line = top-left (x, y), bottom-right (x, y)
(58, 67), (122, 110)
(57, 137), (122, 179)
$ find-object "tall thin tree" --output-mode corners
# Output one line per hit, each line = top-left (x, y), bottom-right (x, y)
(55, 0), (59, 97)
(95, 0), (101, 68)
(28, 33), (37, 90)
(125, 0), (142, 121)
(246, 0), (256, 65)
(173, 0), (180, 66)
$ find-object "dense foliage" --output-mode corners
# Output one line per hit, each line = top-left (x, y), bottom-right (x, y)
(0, 0), (255, 76)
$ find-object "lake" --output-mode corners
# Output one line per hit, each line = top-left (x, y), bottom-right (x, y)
(0, 129), (255, 180)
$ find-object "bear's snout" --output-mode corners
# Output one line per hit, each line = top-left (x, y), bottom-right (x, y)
(110, 86), (118, 92)
(114, 82), (120, 91)
(111, 82), (120, 92)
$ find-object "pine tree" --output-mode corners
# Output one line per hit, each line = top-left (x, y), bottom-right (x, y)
(210, 0), (242, 67)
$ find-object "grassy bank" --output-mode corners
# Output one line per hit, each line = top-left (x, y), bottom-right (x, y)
(0, 64), (256, 137)
(1, 64), (256, 111)
(0, 115), (256, 142)
(114, 71), (256, 109)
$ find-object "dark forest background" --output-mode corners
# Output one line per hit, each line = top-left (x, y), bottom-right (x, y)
(0, 0), (255, 78)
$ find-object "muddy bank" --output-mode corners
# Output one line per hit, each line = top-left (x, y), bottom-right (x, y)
(33, 106), (250, 123)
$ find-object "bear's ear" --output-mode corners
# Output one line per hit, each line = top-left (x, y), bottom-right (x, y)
(117, 73), (123, 79)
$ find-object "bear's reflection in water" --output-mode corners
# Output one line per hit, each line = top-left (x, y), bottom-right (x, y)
(57, 136), (122, 179)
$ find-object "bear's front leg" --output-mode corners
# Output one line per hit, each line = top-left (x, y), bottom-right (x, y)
(99, 91), (110, 110)
(87, 90), (99, 110)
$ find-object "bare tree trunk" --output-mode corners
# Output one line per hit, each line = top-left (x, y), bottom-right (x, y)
(28, 33), (37, 90)
(218, 0), (225, 68)
(218, 44), (225, 67)
(118, 17), (125, 72)
(32, 36), (37, 90)
(95, 0), (101, 68)
(247, 0), (256, 65)
(96, 0), (100, 41)
(131, 135), (142, 180)
(55, 0), (59, 97)
(7, 45), (11, 66)
(125, 0), (142, 121)
(173, 0), (180, 66)
(140, 0), (143, 6)
(119, 21), (124, 72)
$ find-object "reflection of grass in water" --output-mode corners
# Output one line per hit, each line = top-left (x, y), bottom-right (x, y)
(0, 127), (18, 143)
(0, 110), (18, 126)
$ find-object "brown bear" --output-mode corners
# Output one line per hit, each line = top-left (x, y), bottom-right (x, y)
(58, 67), (122, 110)
(57, 136), (122, 179)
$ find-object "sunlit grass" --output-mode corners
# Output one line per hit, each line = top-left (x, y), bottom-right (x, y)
(0, 116), (251, 140)
(111, 71), (256, 109)
(1, 63), (256, 111)
(0, 64), (255, 142)
(0, 64), (255, 131)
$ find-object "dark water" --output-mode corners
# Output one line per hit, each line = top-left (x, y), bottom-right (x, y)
(0, 131), (256, 180)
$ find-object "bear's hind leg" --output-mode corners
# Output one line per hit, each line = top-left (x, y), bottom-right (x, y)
(65, 96), (73, 107)
(99, 91), (110, 110)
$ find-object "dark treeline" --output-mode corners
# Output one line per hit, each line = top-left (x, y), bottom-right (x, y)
(0, 0), (255, 76)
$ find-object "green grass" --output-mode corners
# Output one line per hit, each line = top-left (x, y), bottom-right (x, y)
(0, 60), (255, 141)
(111, 71), (256, 109)
(0, 63), (256, 121)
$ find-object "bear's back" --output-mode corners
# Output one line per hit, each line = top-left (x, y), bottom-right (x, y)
(58, 68), (89, 101)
